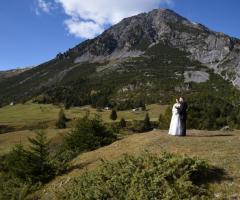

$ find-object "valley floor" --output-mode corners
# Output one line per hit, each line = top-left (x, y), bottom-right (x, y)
(32, 129), (240, 199)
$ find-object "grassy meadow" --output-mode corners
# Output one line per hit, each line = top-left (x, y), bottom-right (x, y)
(0, 103), (167, 155)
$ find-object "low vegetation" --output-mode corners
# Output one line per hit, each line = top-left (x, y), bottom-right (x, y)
(64, 114), (117, 153)
(60, 152), (218, 200)
(0, 114), (117, 199)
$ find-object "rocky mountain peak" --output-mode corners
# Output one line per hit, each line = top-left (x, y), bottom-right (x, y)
(70, 8), (240, 87)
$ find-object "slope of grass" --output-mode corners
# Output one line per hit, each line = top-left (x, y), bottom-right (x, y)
(0, 129), (69, 155)
(32, 130), (240, 200)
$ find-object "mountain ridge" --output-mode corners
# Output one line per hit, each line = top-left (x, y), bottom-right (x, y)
(0, 8), (240, 106)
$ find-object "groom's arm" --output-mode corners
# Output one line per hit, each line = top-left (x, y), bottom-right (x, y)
(177, 104), (183, 114)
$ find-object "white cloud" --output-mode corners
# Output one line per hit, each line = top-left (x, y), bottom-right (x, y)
(55, 0), (173, 39)
(65, 19), (104, 39)
(36, 0), (54, 14)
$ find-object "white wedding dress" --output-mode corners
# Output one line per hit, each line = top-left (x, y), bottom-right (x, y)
(168, 103), (182, 136)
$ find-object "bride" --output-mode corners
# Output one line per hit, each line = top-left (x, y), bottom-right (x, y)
(168, 98), (182, 136)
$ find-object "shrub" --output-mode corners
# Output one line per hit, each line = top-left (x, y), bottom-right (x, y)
(64, 115), (117, 153)
(60, 152), (213, 200)
(110, 109), (117, 121)
(56, 109), (67, 129)
(50, 149), (78, 175)
(0, 174), (31, 200)
(131, 120), (144, 132)
(119, 118), (127, 128)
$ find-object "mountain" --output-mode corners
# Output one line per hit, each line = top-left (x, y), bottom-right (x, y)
(0, 67), (31, 82)
(0, 9), (240, 107)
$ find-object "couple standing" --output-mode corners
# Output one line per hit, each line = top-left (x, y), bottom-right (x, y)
(168, 97), (188, 137)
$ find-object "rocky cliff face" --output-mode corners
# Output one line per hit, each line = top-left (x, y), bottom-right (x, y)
(71, 9), (240, 87)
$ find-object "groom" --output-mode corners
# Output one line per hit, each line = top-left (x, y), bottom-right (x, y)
(178, 97), (188, 136)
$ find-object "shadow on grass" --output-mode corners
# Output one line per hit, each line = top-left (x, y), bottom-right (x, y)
(191, 166), (233, 186)
(188, 134), (234, 137)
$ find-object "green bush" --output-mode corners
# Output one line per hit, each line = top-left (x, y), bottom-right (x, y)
(119, 117), (127, 128)
(0, 174), (31, 200)
(129, 114), (152, 133)
(50, 149), (78, 175)
(64, 115), (117, 153)
(60, 152), (214, 200)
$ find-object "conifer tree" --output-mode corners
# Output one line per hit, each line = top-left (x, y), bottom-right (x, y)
(142, 113), (152, 131)
(27, 130), (54, 182)
(110, 109), (117, 121)
(56, 108), (67, 129)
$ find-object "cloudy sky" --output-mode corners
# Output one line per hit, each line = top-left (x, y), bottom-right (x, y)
(0, 0), (240, 70)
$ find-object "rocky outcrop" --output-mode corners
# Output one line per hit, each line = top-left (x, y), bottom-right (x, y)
(184, 71), (209, 83)
(70, 9), (240, 87)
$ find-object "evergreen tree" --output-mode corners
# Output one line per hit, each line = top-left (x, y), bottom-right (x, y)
(5, 131), (54, 183)
(110, 110), (117, 121)
(65, 115), (116, 152)
(5, 144), (29, 180)
(119, 118), (127, 128)
(142, 113), (152, 131)
(56, 108), (67, 129)
(27, 130), (54, 182)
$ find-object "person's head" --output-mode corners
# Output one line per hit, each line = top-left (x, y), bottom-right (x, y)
(179, 97), (184, 102)
(176, 98), (179, 103)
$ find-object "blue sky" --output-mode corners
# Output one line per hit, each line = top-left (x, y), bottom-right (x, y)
(0, 0), (239, 70)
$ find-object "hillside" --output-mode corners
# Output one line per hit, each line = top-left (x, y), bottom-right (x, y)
(31, 130), (240, 200)
(0, 68), (30, 82)
(0, 9), (240, 107)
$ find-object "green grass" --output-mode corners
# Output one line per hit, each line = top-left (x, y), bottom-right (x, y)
(0, 103), (59, 125)
(0, 103), (167, 154)
(0, 103), (167, 131)
(0, 129), (69, 155)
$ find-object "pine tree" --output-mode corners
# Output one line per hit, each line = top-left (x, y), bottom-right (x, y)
(5, 131), (54, 183)
(119, 118), (126, 128)
(110, 110), (117, 121)
(5, 144), (29, 180)
(142, 113), (152, 131)
(27, 130), (54, 182)
(56, 108), (67, 129)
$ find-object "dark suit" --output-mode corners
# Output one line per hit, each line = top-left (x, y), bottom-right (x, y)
(178, 102), (188, 136)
